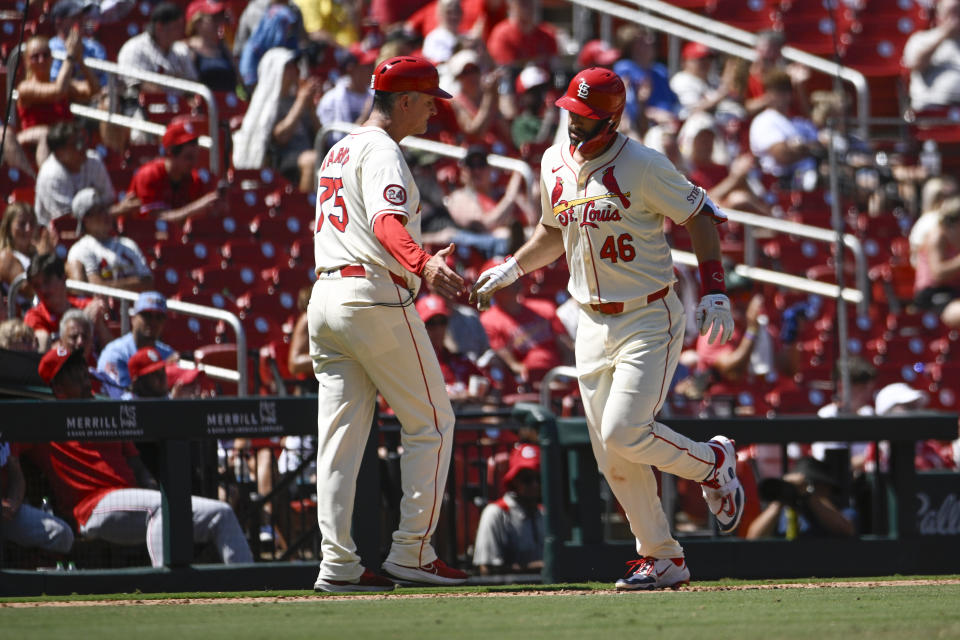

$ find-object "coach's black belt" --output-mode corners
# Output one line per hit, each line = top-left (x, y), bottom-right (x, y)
(588, 285), (670, 315)
(338, 264), (408, 288)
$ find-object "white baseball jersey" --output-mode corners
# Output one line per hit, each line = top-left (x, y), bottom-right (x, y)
(313, 126), (422, 291)
(540, 133), (707, 306)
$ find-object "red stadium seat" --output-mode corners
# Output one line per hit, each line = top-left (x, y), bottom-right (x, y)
(191, 264), (263, 298)
(705, 0), (780, 31)
(249, 213), (306, 241)
(152, 240), (218, 271)
(221, 239), (281, 267)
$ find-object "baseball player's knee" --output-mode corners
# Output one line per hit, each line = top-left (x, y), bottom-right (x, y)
(599, 418), (655, 455)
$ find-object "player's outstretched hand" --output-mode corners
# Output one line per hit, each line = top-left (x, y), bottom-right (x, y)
(696, 293), (734, 345)
(422, 243), (465, 302)
(469, 256), (524, 311)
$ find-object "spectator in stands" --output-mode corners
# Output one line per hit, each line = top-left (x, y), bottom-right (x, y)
(286, 285), (318, 391)
(117, 2), (198, 97)
(126, 117), (223, 223)
(97, 291), (176, 389)
(315, 44), (376, 150)
(58, 308), (94, 365)
(670, 42), (728, 119)
(678, 112), (769, 216)
(510, 65), (558, 155)
(479, 257), (574, 390)
(0, 202), (52, 304)
(233, 48), (321, 193)
(910, 176), (959, 267)
(34, 121), (121, 226)
(745, 30), (810, 118)
(417, 293), (492, 405)
(486, 0), (557, 68)
(48, 0), (107, 86)
(914, 196), (960, 328)
(37, 345), (254, 566)
(422, 0), (464, 63)
(24, 253), (111, 352)
(295, 0), (361, 46)
(902, 0), (960, 112)
(239, 1), (304, 88)
(126, 346), (170, 398)
(186, 0), (239, 93)
(472, 442), (543, 574)
(65, 188), (153, 292)
(235, 0), (308, 57)
(0, 319), (38, 352)
(0, 125), (36, 180)
(447, 50), (513, 152)
(748, 70), (822, 190)
(1, 438), (75, 555)
(16, 31), (99, 167)
(746, 456), (855, 539)
(370, 0), (431, 28)
(442, 145), (529, 257)
(874, 382), (956, 471)
(613, 24), (680, 129)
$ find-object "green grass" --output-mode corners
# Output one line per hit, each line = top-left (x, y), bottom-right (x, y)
(2, 580), (960, 640)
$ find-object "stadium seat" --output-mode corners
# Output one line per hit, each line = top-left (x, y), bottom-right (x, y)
(221, 239), (281, 268)
(705, 0), (780, 31)
(152, 240), (217, 271)
(181, 214), (244, 242)
(191, 265), (263, 299)
(249, 214), (305, 241)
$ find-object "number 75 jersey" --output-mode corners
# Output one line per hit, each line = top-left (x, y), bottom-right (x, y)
(540, 134), (708, 306)
(313, 126), (423, 288)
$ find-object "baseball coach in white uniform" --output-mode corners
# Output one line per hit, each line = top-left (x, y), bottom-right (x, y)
(470, 67), (747, 590)
(310, 55), (469, 592)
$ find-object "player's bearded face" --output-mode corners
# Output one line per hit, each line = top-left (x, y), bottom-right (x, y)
(568, 113), (607, 147)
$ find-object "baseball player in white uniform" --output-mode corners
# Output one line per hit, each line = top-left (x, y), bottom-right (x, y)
(470, 67), (746, 590)
(310, 56), (468, 592)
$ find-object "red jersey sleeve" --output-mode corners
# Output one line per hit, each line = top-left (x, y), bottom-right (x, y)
(373, 213), (432, 275)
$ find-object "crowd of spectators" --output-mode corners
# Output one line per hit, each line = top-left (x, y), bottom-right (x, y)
(2, 0), (960, 571)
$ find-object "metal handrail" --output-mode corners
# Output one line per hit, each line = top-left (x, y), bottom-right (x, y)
(724, 208), (869, 314)
(318, 122), (537, 189)
(6, 276), (248, 396)
(568, 0), (871, 139)
(49, 51), (221, 175)
(539, 365), (579, 408)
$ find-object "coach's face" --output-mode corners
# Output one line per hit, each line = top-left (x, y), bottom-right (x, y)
(405, 92), (437, 136)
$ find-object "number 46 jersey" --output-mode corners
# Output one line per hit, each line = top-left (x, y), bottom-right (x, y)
(313, 126), (423, 290)
(541, 134), (713, 307)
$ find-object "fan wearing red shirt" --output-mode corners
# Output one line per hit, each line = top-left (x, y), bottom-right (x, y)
(416, 294), (492, 403)
(478, 258), (573, 388)
(125, 116), (223, 223)
(33, 345), (253, 567)
(24, 252), (112, 352)
(486, 0), (557, 67)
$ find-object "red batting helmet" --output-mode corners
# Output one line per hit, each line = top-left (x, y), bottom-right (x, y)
(555, 67), (625, 122)
(371, 55), (452, 99)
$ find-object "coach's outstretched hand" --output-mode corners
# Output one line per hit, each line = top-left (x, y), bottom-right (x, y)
(469, 256), (524, 311)
(422, 243), (465, 302)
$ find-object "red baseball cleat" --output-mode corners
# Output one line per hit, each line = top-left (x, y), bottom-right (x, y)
(314, 568), (396, 593)
(382, 559), (468, 585)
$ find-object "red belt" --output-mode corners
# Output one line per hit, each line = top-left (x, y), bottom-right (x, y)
(589, 285), (670, 315)
(339, 264), (407, 288)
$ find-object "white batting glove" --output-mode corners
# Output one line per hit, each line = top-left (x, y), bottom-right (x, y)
(469, 256), (524, 311)
(696, 293), (734, 345)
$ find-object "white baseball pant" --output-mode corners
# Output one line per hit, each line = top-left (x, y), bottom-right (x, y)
(309, 265), (455, 582)
(576, 289), (716, 559)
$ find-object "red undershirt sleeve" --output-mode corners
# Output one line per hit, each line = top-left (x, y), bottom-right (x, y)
(372, 213), (432, 276)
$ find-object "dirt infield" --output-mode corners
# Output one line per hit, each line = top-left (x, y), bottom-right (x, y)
(4, 579), (960, 607)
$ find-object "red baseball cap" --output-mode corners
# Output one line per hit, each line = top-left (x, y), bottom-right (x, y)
(502, 443), (541, 487)
(162, 116), (204, 150)
(415, 294), (450, 324)
(578, 39), (620, 69)
(186, 0), (226, 24)
(166, 362), (205, 387)
(128, 346), (167, 382)
(682, 42), (712, 60)
(38, 345), (85, 385)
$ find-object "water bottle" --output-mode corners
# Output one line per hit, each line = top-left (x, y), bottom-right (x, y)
(920, 140), (941, 177)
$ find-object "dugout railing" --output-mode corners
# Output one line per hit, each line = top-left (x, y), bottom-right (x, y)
(1, 395), (958, 595)
(517, 403), (960, 583)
